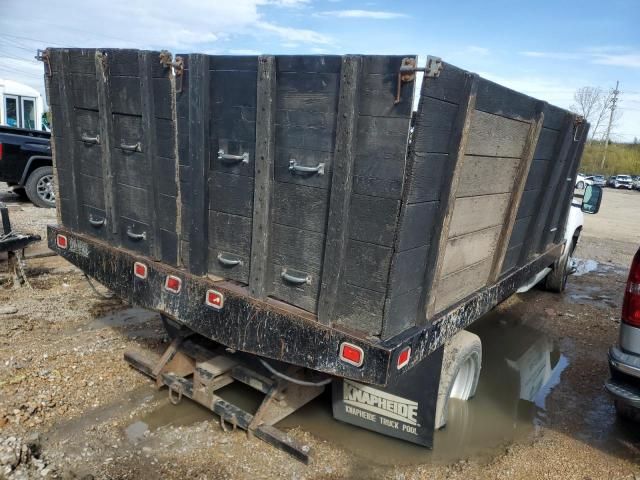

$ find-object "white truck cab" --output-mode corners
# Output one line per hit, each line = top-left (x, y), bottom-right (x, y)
(0, 78), (45, 131)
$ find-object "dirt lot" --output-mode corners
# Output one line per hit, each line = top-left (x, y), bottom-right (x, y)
(0, 184), (639, 479)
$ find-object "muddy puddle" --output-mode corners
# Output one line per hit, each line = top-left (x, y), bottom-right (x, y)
(124, 311), (573, 466)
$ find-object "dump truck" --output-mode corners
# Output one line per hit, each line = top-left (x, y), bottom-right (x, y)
(41, 48), (602, 461)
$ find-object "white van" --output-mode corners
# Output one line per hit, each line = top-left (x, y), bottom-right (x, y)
(0, 78), (45, 131)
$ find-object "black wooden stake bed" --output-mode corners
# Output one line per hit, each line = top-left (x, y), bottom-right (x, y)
(44, 48), (587, 454)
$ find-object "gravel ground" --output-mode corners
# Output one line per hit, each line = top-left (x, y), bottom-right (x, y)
(0, 185), (639, 479)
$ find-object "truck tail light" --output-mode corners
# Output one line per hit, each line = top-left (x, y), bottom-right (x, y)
(205, 289), (224, 310)
(133, 262), (148, 280)
(0, 143), (3, 160)
(164, 275), (182, 294)
(622, 250), (640, 327)
(56, 234), (68, 249)
(339, 342), (364, 367)
(397, 346), (411, 370)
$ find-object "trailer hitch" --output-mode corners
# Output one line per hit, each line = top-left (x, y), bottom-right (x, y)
(394, 55), (443, 104)
(159, 50), (184, 93)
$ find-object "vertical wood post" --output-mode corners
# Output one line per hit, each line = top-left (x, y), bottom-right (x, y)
(57, 50), (80, 229)
(554, 122), (589, 245)
(489, 102), (545, 282)
(187, 55), (210, 275)
(139, 51), (162, 260)
(518, 113), (575, 265)
(95, 50), (118, 235)
(317, 55), (362, 325)
(249, 56), (277, 299)
(423, 73), (479, 321)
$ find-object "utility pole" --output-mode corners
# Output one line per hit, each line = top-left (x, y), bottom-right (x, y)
(601, 80), (620, 170)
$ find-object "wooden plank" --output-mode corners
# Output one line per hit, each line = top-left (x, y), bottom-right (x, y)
(187, 54), (210, 275)
(466, 111), (530, 158)
(94, 51), (119, 236)
(249, 56), (276, 299)
(344, 240), (392, 293)
(442, 225), (501, 277)
(317, 55), (362, 325)
(272, 183), (329, 234)
(57, 50), (80, 229)
(423, 73), (479, 320)
(489, 102), (545, 282)
(456, 156), (520, 197)
(349, 194), (400, 246)
(209, 172), (254, 217)
(519, 114), (575, 264)
(140, 51), (162, 260)
(448, 193), (510, 237)
(434, 257), (492, 313)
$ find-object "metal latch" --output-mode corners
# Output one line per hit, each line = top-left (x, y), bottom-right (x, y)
(159, 50), (185, 93)
(35, 49), (51, 77)
(394, 55), (443, 104)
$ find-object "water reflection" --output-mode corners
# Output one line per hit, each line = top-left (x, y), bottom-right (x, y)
(278, 310), (568, 465)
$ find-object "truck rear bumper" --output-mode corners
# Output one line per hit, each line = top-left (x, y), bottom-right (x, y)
(48, 224), (563, 387)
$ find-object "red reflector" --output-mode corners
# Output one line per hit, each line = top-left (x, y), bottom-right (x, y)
(205, 289), (224, 310)
(0, 143), (3, 160)
(339, 342), (364, 367)
(164, 275), (182, 294)
(56, 234), (68, 249)
(622, 249), (640, 327)
(397, 346), (411, 370)
(133, 262), (148, 280)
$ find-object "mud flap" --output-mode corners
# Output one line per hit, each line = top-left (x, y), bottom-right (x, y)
(332, 346), (444, 447)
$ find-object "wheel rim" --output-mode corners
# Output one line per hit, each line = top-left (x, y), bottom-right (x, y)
(36, 174), (55, 204)
(450, 356), (476, 400)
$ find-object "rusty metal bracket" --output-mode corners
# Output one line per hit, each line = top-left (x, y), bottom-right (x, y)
(159, 50), (184, 93)
(394, 55), (443, 104)
(35, 49), (51, 77)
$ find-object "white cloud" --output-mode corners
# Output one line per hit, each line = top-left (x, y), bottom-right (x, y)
(467, 46), (489, 56)
(519, 51), (582, 60)
(317, 10), (407, 19)
(256, 21), (331, 44)
(228, 49), (262, 55)
(592, 53), (640, 68)
(520, 48), (640, 68)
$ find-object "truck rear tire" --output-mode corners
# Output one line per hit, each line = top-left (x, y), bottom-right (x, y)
(545, 238), (576, 293)
(435, 330), (482, 429)
(25, 166), (55, 208)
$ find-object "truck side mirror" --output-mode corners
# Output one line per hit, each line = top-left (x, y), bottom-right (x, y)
(581, 184), (602, 214)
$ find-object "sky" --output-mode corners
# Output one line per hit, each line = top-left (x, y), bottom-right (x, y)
(1, 0), (638, 141)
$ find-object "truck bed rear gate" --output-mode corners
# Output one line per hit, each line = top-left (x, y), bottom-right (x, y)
(124, 335), (323, 463)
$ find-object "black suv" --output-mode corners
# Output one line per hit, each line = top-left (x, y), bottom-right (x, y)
(0, 125), (54, 207)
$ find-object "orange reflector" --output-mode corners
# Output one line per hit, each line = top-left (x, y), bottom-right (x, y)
(133, 262), (148, 280)
(164, 275), (182, 294)
(339, 342), (364, 367)
(397, 346), (411, 370)
(56, 234), (68, 249)
(205, 289), (224, 310)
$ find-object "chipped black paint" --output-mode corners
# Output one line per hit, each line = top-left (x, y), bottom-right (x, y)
(48, 225), (562, 387)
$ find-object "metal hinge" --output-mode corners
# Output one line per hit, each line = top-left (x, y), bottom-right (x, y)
(159, 50), (185, 93)
(35, 49), (51, 77)
(394, 55), (444, 104)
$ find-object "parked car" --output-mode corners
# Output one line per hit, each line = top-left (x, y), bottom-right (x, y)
(632, 176), (640, 190)
(614, 175), (634, 189)
(575, 174), (593, 190)
(606, 246), (640, 421)
(0, 125), (54, 207)
(591, 174), (607, 187)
